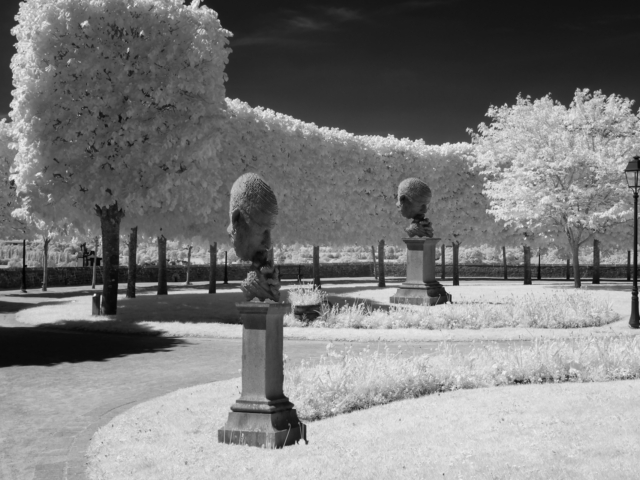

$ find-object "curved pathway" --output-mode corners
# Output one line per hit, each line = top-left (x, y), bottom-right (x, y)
(0, 309), (454, 480)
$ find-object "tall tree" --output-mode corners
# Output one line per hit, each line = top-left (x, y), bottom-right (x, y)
(470, 89), (640, 288)
(11, 0), (231, 313)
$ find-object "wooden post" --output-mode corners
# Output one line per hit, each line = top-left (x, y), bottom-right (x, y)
(209, 243), (217, 294)
(313, 245), (321, 288)
(20, 239), (27, 293)
(452, 242), (460, 286)
(440, 243), (445, 280)
(593, 239), (600, 284)
(371, 245), (377, 279)
(157, 234), (168, 295)
(223, 251), (228, 284)
(537, 250), (541, 280)
(378, 239), (386, 288)
(297, 264), (302, 283)
(126, 227), (137, 298)
(523, 245), (532, 285)
(566, 257), (570, 280)
(502, 246), (508, 280)
(42, 236), (50, 291)
(91, 236), (99, 289)
(185, 245), (192, 285)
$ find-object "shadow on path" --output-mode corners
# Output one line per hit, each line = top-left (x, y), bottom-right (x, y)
(0, 325), (187, 367)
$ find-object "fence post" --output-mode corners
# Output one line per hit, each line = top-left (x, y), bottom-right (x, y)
(523, 246), (532, 285)
(223, 251), (228, 284)
(592, 239), (600, 284)
(378, 239), (386, 288)
(502, 246), (507, 280)
(313, 245), (321, 288)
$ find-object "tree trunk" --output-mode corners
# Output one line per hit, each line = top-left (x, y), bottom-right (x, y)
(42, 236), (50, 291)
(502, 245), (507, 280)
(96, 203), (125, 315)
(566, 258), (570, 281)
(313, 245), (321, 288)
(185, 245), (192, 285)
(371, 245), (377, 279)
(157, 234), (168, 295)
(127, 227), (137, 298)
(572, 243), (581, 288)
(378, 239), (386, 288)
(452, 242), (460, 286)
(441, 243), (446, 280)
(20, 239), (26, 293)
(537, 251), (541, 280)
(91, 236), (99, 289)
(223, 251), (228, 284)
(592, 239), (600, 284)
(209, 243), (217, 294)
(523, 245), (531, 285)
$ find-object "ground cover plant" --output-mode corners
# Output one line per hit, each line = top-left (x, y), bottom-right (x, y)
(284, 289), (619, 330)
(86, 336), (640, 480)
(287, 284), (327, 306)
(285, 335), (640, 421)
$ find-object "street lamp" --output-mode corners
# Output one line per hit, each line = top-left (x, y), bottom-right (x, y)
(624, 156), (640, 328)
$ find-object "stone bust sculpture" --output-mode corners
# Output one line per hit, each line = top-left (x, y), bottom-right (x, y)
(396, 178), (434, 238)
(227, 173), (281, 302)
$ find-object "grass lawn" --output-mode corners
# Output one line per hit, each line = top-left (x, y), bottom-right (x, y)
(13, 280), (636, 342)
(86, 377), (640, 480)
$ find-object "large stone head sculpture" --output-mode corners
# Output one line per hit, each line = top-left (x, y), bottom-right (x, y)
(396, 178), (432, 219)
(227, 173), (278, 267)
(396, 178), (433, 238)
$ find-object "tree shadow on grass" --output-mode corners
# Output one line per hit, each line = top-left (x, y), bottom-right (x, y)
(0, 322), (187, 367)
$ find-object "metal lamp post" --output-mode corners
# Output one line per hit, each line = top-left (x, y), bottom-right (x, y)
(625, 156), (640, 329)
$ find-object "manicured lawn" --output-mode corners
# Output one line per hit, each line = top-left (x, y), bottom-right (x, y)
(86, 377), (640, 480)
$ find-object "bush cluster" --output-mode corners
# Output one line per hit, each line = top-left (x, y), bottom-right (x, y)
(285, 335), (640, 421)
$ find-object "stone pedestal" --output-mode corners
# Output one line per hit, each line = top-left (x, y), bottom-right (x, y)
(391, 237), (451, 305)
(218, 302), (306, 448)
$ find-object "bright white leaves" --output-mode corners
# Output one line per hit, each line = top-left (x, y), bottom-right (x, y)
(470, 89), (640, 251)
(0, 120), (26, 236)
(213, 99), (494, 246)
(11, 0), (231, 233)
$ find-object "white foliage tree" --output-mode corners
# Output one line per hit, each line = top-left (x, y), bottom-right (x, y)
(11, 0), (231, 312)
(470, 89), (640, 287)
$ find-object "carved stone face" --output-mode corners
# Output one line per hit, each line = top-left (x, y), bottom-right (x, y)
(396, 178), (431, 219)
(227, 212), (271, 265)
(397, 195), (428, 219)
(227, 173), (278, 267)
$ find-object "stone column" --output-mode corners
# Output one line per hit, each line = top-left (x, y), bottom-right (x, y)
(390, 238), (451, 305)
(219, 302), (306, 448)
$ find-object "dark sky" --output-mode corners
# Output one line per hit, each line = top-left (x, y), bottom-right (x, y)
(1, 0), (639, 144)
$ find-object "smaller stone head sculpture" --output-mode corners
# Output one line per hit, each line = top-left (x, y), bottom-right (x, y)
(397, 178), (432, 219)
(227, 173), (278, 268)
(397, 178), (434, 238)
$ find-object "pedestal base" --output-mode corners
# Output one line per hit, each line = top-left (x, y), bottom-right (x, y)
(218, 409), (306, 449)
(218, 301), (307, 448)
(390, 281), (451, 305)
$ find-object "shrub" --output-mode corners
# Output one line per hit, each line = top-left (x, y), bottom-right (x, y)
(287, 285), (327, 306)
(285, 335), (640, 421)
(283, 290), (618, 330)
